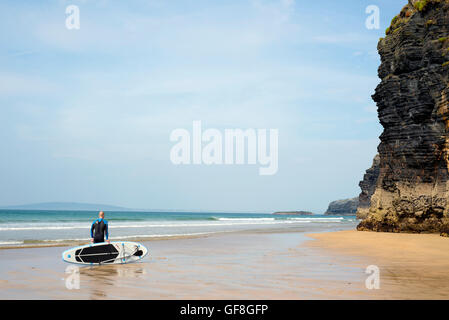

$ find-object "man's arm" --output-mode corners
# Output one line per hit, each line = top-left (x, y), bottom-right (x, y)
(105, 221), (109, 243)
(90, 220), (95, 242)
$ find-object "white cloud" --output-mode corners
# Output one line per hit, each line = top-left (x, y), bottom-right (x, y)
(0, 72), (57, 95)
(312, 33), (366, 44)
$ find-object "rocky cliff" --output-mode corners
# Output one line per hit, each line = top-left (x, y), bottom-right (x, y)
(325, 198), (358, 215)
(357, 0), (449, 233)
(356, 154), (380, 220)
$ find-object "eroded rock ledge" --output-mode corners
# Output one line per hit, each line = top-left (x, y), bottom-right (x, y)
(357, 0), (449, 233)
(356, 154), (380, 220)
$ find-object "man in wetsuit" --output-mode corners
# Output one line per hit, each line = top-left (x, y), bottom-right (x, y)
(90, 211), (109, 243)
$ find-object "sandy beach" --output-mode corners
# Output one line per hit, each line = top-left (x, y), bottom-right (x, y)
(0, 229), (448, 300)
(307, 230), (449, 299)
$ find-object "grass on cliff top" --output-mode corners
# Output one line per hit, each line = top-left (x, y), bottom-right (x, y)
(386, 1), (445, 36)
(385, 5), (415, 35)
(414, 0), (445, 12)
(414, 0), (429, 11)
(385, 15), (410, 35)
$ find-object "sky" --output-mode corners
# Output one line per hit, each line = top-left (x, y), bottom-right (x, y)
(0, 0), (408, 213)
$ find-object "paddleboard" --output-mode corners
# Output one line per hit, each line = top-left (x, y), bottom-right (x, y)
(62, 241), (148, 265)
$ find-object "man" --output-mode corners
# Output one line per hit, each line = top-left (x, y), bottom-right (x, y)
(91, 211), (110, 243)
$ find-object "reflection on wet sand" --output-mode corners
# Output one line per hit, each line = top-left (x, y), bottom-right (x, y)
(77, 263), (148, 299)
(6, 232), (429, 300)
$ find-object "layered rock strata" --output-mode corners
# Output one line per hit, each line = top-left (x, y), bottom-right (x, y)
(357, 0), (449, 233)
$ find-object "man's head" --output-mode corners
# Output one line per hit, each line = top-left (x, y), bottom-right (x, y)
(99, 211), (105, 219)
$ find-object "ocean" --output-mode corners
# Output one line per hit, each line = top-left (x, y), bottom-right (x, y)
(0, 210), (358, 247)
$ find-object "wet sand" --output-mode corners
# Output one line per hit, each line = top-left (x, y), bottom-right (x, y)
(0, 230), (447, 299)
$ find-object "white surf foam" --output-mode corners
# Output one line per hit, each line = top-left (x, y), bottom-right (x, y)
(0, 241), (23, 245)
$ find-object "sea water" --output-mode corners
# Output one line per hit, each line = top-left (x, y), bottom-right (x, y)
(0, 210), (358, 246)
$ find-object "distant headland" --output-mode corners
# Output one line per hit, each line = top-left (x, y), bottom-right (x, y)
(273, 211), (314, 216)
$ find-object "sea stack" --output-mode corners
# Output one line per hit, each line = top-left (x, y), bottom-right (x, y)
(357, 0), (449, 233)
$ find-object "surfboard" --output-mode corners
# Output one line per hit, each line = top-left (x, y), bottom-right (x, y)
(62, 241), (148, 265)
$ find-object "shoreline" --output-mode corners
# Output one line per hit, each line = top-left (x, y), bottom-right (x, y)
(0, 226), (337, 250)
(0, 233), (219, 250)
(0, 212), (352, 251)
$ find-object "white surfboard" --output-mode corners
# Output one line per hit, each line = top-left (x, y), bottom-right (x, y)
(62, 241), (148, 265)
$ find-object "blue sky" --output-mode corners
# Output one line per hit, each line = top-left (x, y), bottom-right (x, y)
(0, 0), (407, 212)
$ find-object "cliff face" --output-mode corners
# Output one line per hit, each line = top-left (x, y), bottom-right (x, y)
(325, 198), (358, 215)
(357, 0), (449, 233)
(356, 154), (380, 220)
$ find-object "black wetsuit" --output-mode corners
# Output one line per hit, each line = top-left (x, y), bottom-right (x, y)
(91, 218), (109, 243)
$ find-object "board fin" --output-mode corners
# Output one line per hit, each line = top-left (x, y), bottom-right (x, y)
(133, 250), (144, 257)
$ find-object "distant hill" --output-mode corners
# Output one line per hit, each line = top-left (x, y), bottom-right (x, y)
(0, 202), (273, 214)
(1, 202), (129, 211)
(273, 211), (314, 215)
